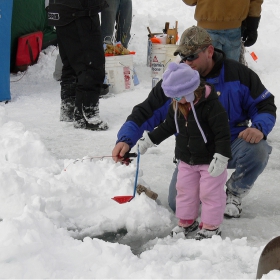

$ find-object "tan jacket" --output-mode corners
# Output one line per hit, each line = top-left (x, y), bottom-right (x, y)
(183, 0), (263, 29)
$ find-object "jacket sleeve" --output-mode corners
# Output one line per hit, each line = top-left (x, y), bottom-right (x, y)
(148, 105), (177, 145)
(243, 68), (276, 138)
(223, 60), (277, 139)
(250, 95), (276, 138)
(249, 0), (263, 17)
(182, 0), (197, 6)
(116, 80), (171, 148)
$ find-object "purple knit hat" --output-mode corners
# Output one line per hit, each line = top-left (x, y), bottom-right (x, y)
(162, 62), (207, 143)
(162, 62), (200, 102)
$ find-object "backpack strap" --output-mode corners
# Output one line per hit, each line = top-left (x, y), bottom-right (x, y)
(26, 34), (42, 65)
(26, 40), (35, 65)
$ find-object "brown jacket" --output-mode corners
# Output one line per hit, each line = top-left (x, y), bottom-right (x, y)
(183, 0), (263, 29)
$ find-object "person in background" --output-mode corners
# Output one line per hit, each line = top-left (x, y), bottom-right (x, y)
(47, 0), (109, 131)
(182, 0), (263, 61)
(138, 62), (231, 240)
(101, 0), (132, 48)
(112, 26), (276, 219)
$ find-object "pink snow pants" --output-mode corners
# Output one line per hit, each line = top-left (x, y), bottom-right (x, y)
(176, 161), (227, 226)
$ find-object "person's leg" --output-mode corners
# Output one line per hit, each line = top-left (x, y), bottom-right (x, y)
(171, 162), (200, 236)
(225, 138), (272, 217)
(101, 0), (119, 44)
(56, 29), (77, 122)
(205, 29), (224, 53)
(57, 15), (107, 130)
(206, 28), (241, 61)
(75, 15), (107, 129)
(221, 28), (241, 61)
(116, 0), (132, 48)
(199, 166), (227, 226)
(168, 163), (178, 212)
(227, 138), (272, 197)
(176, 162), (200, 221)
(194, 165), (227, 240)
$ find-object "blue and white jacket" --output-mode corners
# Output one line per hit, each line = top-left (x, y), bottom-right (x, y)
(117, 49), (276, 148)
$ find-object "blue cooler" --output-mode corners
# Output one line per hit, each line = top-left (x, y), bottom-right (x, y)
(0, 0), (13, 102)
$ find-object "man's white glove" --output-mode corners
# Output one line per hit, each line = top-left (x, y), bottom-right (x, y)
(137, 131), (155, 155)
(208, 153), (229, 177)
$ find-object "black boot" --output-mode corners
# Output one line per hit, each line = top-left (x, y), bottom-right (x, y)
(73, 106), (108, 131)
(82, 91), (100, 121)
(73, 90), (87, 128)
(60, 81), (76, 122)
(60, 96), (75, 122)
(83, 92), (109, 129)
(73, 90), (108, 131)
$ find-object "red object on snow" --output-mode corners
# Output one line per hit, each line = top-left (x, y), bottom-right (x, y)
(111, 196), (134, 204)
(15, 31), (43, 71)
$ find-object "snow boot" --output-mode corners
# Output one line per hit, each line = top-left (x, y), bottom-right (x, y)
(224, 189), (242, 218)
(82, 93), (108, 131)
(73, 107), (86, 129)
(170, 220), (199, 237)
(194, 228), (221, 240)
(60, 96), (75, 122)
(80, 90), (100, 119)
(60, 81), (76, 122)
(85, 118), (108, 131)
(73, 107), (108, 131)
(73, 91), (108, 131)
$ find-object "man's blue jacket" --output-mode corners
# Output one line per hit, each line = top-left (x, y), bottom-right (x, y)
(117, 49), (277, 148)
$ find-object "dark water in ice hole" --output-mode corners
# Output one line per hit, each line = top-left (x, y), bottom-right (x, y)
(72, 227), (171, 256)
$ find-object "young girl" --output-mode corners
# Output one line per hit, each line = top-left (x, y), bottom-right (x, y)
(137, 62), (231, 240)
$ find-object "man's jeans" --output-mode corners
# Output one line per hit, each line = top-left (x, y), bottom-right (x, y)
(205, 28), (241, 61)
(100, 0), (132, 48)
(168, 138), (272, 212)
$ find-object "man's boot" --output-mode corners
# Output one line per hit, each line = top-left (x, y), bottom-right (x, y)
(60, 96), (75, 122)
(60, 82), (76, 122)
(82, 91), (109, 131)
(224, 189), (242, 218)
(73, 90), (87, 128)
(73, 90), (108, 131)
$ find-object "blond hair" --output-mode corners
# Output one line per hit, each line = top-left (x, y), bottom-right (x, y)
(172, 80), (206, 117)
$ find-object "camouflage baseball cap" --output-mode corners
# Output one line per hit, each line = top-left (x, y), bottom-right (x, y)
(174, 26), (212, 56)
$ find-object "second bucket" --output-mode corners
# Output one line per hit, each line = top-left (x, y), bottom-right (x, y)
(150, 44), (178, 78)
(105, 55), (135, 94)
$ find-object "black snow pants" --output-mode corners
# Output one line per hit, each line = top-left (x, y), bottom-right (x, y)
(56, 14), (105, 121)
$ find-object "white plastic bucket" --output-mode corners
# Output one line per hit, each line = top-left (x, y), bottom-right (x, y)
(146, 39), (152, 67)
(165, 44), (179, 69)
(105, 55), (134, 94)
(150, 44), (178, 78)
(151, 44), (166, 78)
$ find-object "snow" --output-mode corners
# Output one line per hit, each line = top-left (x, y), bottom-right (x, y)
(2, 0), (280, 278)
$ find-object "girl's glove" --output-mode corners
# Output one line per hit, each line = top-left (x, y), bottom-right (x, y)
(208, 153), (229, 177)
(137, 131), (155, 154)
